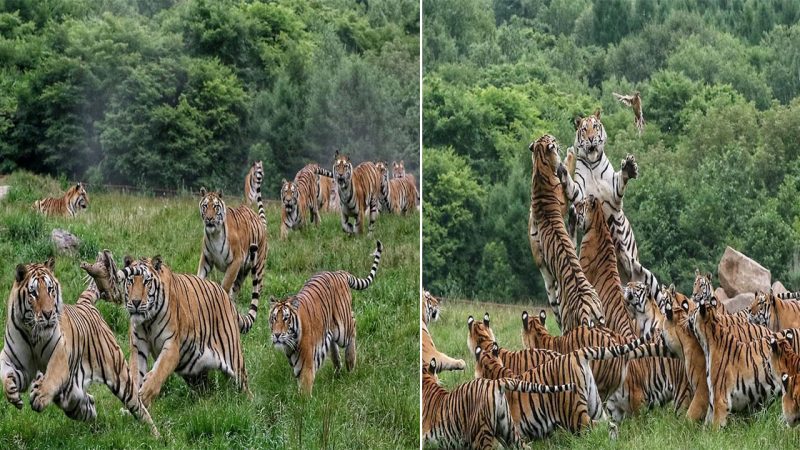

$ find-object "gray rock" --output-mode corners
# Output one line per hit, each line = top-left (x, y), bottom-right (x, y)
(717, 246), (771, 298)
(51, 228), (80, 253)
(723, 292), (754, 315)
(714, 287), (728, 302)
(772, 281), (788, 295)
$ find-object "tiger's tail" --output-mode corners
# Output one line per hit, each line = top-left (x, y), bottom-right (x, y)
(625, 341), (676, 360)
(577, 336), (648, 362)
(238, 244), (260, 334)
(256, 175), (267, 229)
(315, 166), (334, 178)
(348, 240), (382, 290)
(778, 291), (800, 300)
(499, 378), (574, 394)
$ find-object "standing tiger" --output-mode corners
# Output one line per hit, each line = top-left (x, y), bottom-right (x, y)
(243, 160), (263, 205)
(422, 358), (571, 450)
(748, 288), (800, 331)
(1, 258), (157, 435)
(333, 150), (382, 235)
(34, 182), (89, 217)
(269, 241), (382, 395)
(119, 253), (259, 407)
(390, 160), (420, 209)
(529, 134), (605, 332)
(376, 161), (418, 215)
(280, 164), (335, 239)
(313, 163), (339, 212)
(576, 195), (637, 339)
(197, 187), (268, 303)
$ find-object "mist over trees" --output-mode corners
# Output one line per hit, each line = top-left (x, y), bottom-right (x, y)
(0, 0), (419, 196)
(423, 0), (800, 301)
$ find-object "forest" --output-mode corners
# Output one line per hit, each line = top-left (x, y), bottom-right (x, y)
(423, 0), (800, 301)
(0, 0), (419, 196)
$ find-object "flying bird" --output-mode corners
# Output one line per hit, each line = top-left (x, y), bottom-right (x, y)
(613, 91), (644, 135)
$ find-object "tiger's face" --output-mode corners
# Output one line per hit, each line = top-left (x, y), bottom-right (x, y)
(749, 290), (771, 326)
(269, 297), (300, 355)
(423, 290), (440, 323)
(199, 188), (226, 232)
(530, 134), (562, 178)
(376, 162), (389, 184)
(69, 182), (89, 210)
(661, 285), (695, 352)
(691, 269), (714, 303)
(768, 332), (797, 379)
(253, 161), (264, 183)
(575, 195), (602, 233)
(14, 258), (61, 336)
(573, 110), (606, 162)
(333, 151), (352, 188)
(623, 281), (660, 338)
(392, 160), (405, 179)
(782, 374), (800, 427)
(689, 296), (723, 344)
(467, 313), (496, 354)
(281, 180), (299, 210)
(121, 257), (164, 324)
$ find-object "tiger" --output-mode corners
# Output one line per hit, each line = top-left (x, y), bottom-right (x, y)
(768, 332), (800, 427)
(34, 182), (89, 217)
(315, 164), (339, 212)
(422, 358), (571, 450)
(528, 134), (605, 332)
(521, 309), (629, 401)
(1, 258), (158, 435)
(421, 290), (465, 374)
(376, 161), (417, 215)
(623, 281), (664, 339)
(197, 187), (268, 303)
(688, 296), (783, 427)
(119, 253), (259, 407)
(391, 160), (408, 179)
(243, 160), (264, 205)
(80, 249), (124, 304)
(660, 286), (711, 421)
(280, 164), (335, 239)
(475, 339), (638, 437)
(269, 241), (381, 395)
(333, 150), (382, 235)
(390, 160), (420, 209)
(575, 195), (637, 339)
(748, 289), (800, 331)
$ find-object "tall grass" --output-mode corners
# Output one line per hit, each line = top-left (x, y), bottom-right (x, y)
(430, 299), (800, 450)
(0, 172), (419, 449)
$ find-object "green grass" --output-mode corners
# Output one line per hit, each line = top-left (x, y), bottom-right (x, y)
(430, 299), (800, 449)
(0, 172), (419, 449)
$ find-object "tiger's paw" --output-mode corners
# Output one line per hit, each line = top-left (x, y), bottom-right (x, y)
(621, 154), (638, 180)
(29, 373), (51, 413)
(455, 359), (466, 370)
(4, 373), (23, 409)
(556, 163), (569, 185)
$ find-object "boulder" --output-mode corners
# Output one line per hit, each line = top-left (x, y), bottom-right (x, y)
(0, 185), (8, 201)
(723, 292), (754, 315)
(713, 287), (728, 302)
(772, 281), (788, 295)
(717, 246), (771, 298)
(51, 228), (80, 253)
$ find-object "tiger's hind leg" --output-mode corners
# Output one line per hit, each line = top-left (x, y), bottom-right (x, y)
(344, 333), (357, 372)
(108, 360), (159, 436)
(330, 343), (342, 373)
(51, 379), (97, 422)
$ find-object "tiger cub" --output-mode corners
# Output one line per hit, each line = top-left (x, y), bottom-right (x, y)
(244, 160), (263, 205)
(280, 164), (334, 239)
(34, 182), (89, 217)
(423, 358), (571, 449)
(119, 253), (259, 407)
(269, 241), (382, 395)
(333, 150), (381, 234)
(198, 187), (268, 302)
(1, 258), (157, 435)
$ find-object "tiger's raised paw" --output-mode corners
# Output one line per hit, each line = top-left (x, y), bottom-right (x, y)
(29, 373), (51, 413)
(556, 163), (569, 185)
(621, 154), (638, 180)
(4, 374), (23, 409)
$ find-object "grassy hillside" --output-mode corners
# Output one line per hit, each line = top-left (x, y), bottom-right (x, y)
(429, 299), (800, 449)
(0, 172), (419, 449)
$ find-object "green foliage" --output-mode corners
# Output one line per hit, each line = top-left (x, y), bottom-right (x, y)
(0, 173), (419, 448)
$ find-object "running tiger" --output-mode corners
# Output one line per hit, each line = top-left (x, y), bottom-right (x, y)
(269, 241), (382, 395)
(529, 134), (605, 331)
(197, 187), (268, 302)
(243, 160), (263, 205)
(119, 253), (259, 407)
(34, 182), (89, 217)
(1, 258), (157, 435)
(333, 150), (382, 234)
(280, 164), (334, 239)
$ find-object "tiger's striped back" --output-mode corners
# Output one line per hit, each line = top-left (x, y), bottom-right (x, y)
(530, 134), (604, 332)
(34, 183), (89, 217)
(750, 289), (800, 332)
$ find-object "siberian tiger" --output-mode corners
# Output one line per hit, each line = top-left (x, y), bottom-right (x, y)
(390, 160), (420, 208)
(576, 195), (637, 339)
(333, 150), (382, 235)
(34, 182), (89, 217)
(197, 187), (268, 303)
(423, 358), (571, 450)
(244, 160), (264, 205)
(660, 286), (710, 421)
(280, 164), (334, 239)
(422, 291), (465, 374)
(1, 258), (157, 435)
(529, 134), (605, 331)
(269, 241), (381, 395)
(748, 289), (800, 331)
(688, 296), (782, 427)
(623, 281), (664, 338)
(376, 162), (417, 215)
(119, 253), (259, 407)
(768, 332), (800, 426)
(315, 164), (339, 212)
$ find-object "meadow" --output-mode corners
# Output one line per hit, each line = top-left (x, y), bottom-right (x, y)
(430, 298), (800, 450)
(0, 172), (419, 449)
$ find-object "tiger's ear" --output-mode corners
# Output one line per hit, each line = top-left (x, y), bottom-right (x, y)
(282, 178), (288, 184)
(45, 256), (55, 271)
(15, 264), (27, 283)
(124, 255), (133, 268)
(467, 315), (474, 329)
(787, 331), (794, 342)
(669, 283), (676, 296)
(522, 311), (529, 331)
(290, 296), (300, 309)
(681, 300), (689, 312)
(705, 272), (712, 281)
(573, 115), (582, 130)
(539, 310), (547, 326)
(334, 149), (340, 158)
(218, 189), (223, 198)
(75, 183), (82, 190)
(200, 187), (207, 197)
(152, 255), (163, 272)
(770, 337), (778, 352)
(269, 295), (277, 306)
(695, 268), (700, 278)
(710, 296), (718, 308)
(429, 359), (437, 374)
(594, 108), (601, 119)
(400, 160), (404, 165)
(491, 341), (499, 357)
(782, 373), (790, 388)
(474, 346), (482, 361)
(483, 312), (490, 327)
